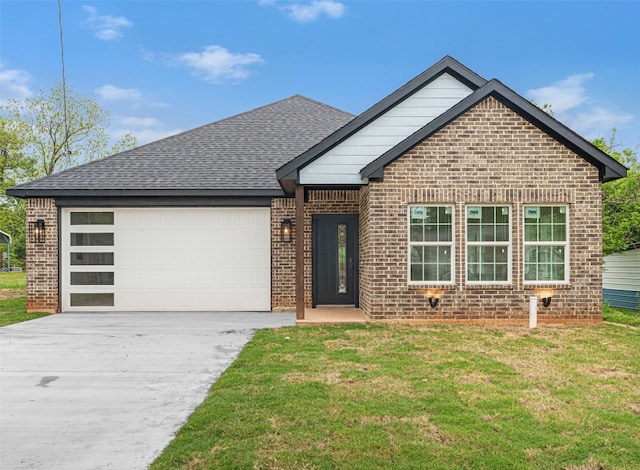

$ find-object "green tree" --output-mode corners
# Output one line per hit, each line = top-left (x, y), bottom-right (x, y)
(0, 115), (32, 268)
(3, 81), (136, 177)
(594, 130), (640, 254)
(0, 115), (34, 188)
(1, 83), (137, 266)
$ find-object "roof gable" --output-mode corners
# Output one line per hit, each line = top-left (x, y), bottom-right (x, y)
(361, 79), (627, 182)
(276, 56), (487, 193)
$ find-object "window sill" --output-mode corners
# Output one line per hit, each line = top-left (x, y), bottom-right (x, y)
(465, 283), (513, 289)
(524, 283), (571, 289)
(408, 284), (456, 290)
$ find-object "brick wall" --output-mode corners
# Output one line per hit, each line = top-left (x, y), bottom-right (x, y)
(359, 97), (603, 322)
(271, 190), (360, 311)
(271, 198), (296, 310)
(25, 198), (59, 312)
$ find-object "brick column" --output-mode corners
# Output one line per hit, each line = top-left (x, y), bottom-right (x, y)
(26, 198), (59, 312)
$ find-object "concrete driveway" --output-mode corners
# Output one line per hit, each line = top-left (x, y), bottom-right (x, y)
(0, 312), (295, 470)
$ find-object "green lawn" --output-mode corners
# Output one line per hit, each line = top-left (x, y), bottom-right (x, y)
(604, 304), (640, 327)
(0, 272), (50, 326)
(0, 271), (26, 289)
(151, 322), (640, 470)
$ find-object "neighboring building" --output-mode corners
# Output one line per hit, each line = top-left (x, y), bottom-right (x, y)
(8, 57), (627, 323)
(603, 246), (640, 310)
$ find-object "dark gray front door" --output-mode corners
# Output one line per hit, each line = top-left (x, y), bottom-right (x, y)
(312, 214), (359, 306)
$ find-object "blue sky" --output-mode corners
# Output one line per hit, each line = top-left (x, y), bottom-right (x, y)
(1, 1), (639, 152)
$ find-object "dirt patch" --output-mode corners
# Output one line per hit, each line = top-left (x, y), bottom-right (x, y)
(0, 288), (24, 300)
(360, 415), (450, 443)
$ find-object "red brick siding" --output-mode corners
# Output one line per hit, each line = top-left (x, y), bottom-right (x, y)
(359, 97), (602, 322)
(25, 198), (59, 312)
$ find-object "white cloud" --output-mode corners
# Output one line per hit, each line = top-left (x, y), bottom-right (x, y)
(527, 73), (594, 114)
(566, 107), (633, 140)
(82, 5), (133, 41)
(286, 0), (345, 22)
(95, 85), (141, 102)
(527, 73), (634, 140)
(119, 116), (162, 128)
(113, 115), (183, 146)
(0, 64), (33, 104)
(258, 0), (345, 23)
(175, 45), (264, 83)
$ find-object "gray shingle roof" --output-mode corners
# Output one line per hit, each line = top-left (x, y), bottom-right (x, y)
(8, 95), (354, 197)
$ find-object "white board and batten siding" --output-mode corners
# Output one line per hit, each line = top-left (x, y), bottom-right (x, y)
(603, 248), (640, 310)
(61, 207), (271, 312)
(299, 73), (473, 185)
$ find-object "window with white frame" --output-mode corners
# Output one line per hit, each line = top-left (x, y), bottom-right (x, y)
(466, 206), (511, 283)
(408, 205), (454, 284)
(524, 205), (568, 283)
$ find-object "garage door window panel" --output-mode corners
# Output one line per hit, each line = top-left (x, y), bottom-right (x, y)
(70, 252), (114, 265)
(70, 293), (114, 307)
(71, 233), (114, 246)
(70, 212), (114, 225)
(70, 272), (114, 285)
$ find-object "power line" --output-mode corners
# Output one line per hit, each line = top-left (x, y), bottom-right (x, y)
(57, 0), (70, 156)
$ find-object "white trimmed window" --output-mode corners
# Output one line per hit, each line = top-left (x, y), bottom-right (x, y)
(408, 205), (454, 284)
(466, 206), (511, 284)
(524, 205), (569, 283)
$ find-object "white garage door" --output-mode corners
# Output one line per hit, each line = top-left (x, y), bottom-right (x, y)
(61, 207), (271, 311)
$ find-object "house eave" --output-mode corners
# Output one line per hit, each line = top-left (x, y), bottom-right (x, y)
(6, 188), (285, 199)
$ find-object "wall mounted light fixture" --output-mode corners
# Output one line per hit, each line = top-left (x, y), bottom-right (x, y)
(29, 219), (45, 244)
(537, 290), (554, 308)
(281, 218), (293, 243)
(423, 289), (442, 308)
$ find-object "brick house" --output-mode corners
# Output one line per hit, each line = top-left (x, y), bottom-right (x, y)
(8, 57), (627, 323)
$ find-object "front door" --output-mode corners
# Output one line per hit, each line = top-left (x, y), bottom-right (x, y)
(312, 214), (359, 306)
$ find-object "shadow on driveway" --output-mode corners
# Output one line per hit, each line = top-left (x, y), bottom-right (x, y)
(0, 312), (295, 470)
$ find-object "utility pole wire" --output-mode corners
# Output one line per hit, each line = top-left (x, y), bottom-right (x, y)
(57, 0), (70, 156)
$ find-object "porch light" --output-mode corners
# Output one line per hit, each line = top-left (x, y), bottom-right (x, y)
(281, 218), (293, 243)
(422, 289), (442, 308)
(538, 289), (554, 308)
(29, 219), (45, 244)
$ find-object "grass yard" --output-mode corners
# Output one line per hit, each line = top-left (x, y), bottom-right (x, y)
(0, 272), (50, 326)
(604, 304), (640, 327)
(152, 322), (640, 470)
